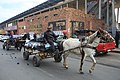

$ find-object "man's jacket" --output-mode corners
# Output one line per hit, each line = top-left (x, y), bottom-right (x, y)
(44, 30), (58, 42)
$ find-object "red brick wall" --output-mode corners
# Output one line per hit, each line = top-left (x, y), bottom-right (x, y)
(23, 7), (106, 36)
(17, 21), (26, 34)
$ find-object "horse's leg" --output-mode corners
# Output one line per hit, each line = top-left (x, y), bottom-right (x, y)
(89, 55), (96, 73)
(79, 50), (86, 74)
(63, 52), (69, 69)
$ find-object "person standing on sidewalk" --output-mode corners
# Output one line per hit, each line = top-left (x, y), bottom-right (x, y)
(115, 31), (120, 48)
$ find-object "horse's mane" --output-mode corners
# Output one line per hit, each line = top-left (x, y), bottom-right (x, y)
(87, 31), (98, 44)
(99, 29), (115, 42)
(87, 29), (115, 44)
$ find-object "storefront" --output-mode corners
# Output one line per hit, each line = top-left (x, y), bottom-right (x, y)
(71, 21), (84, 37)
(48, 20), (66, 31)
(4, 26), (18, 35)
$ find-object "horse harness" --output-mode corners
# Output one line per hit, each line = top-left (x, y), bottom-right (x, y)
(58, 38), (97, 54)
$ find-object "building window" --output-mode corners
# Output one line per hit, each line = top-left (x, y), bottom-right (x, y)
(22, 27), (24, 29)
(34, 12), (40, 15)
(55, 6), (61, 10)
(19, 19), (24, 22)
(53, 14), (58, 16)
(45, 16), (48, 18)
(29, 19), (34, 22)
(48, 20), (66, 31)
(68, 1), (76, 9)
(38, 17), (41, 20)
(71, 21), (84, 30)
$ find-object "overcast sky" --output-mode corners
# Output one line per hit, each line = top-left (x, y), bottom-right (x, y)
(0, 0), (47, 23)
(1, 0), (120, 24)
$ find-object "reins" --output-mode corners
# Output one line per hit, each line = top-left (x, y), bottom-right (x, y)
(59, 38), (94, 54)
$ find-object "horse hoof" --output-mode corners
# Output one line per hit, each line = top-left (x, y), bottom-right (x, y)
(80, 72), (84, 74)
(79, 70), (84, 74)
(65, 66), (68, 69)
(89, 70), (92, 73)
(63, 64), (68, 69)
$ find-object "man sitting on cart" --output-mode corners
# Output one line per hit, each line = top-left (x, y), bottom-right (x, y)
(7, 32), (14, 44)
(44, 26), (58, 53)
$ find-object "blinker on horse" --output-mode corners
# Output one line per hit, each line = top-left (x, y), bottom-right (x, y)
(60, 29), (114, 74)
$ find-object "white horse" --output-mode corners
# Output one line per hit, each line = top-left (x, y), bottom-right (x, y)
(60, 29), (115, 74)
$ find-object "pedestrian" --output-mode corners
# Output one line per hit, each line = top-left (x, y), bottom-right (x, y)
(63, 30), (68, 39)
(33, 33), (37, 41)
(115, 31), (120, 48)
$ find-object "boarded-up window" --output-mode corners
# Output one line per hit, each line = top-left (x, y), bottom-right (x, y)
(48, 20), (66, 31)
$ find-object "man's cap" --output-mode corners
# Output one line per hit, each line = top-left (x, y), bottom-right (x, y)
(63, 30), (68, 34)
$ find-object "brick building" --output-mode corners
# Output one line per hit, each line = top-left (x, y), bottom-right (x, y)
(0, 0), (118, 36)
(17, 0), (106, 37)
(22, 7), (105, 37)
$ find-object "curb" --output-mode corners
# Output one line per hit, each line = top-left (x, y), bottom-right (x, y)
(110, 49), (120, 53)
(110, 50), (120, 53)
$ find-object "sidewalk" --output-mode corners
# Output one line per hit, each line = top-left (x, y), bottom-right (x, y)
(111, 48), (120, 53)
(111, 45), (120, 53)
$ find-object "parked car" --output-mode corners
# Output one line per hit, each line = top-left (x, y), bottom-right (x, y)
(95, 42), (116, 56)
(0, 35), (10, 42)
(76, 30), (115, 56)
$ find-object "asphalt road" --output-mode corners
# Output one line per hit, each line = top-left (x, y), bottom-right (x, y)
(0, 42), (120, 80)
(69, 51), (120, 69)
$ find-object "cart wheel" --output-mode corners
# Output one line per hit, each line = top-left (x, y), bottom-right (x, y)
(3, 45), (5, 49)
(54, 49), (62, 62)
(23, 51), (29, 60)
(33, 56), (40, 67)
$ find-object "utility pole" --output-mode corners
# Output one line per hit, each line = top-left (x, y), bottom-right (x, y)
(85, 0), (87, 14)
(76, 0), (79, 9)
(107, 0), (109, 27)
(112, 0), (116, 37)
(99, 0), (102, 19)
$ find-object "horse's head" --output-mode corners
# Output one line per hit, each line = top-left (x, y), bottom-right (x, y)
(96, 31), (101, 38)
(87, 30), (101, 44)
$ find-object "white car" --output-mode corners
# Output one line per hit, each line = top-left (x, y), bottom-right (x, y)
(0, 35), (10, 42)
